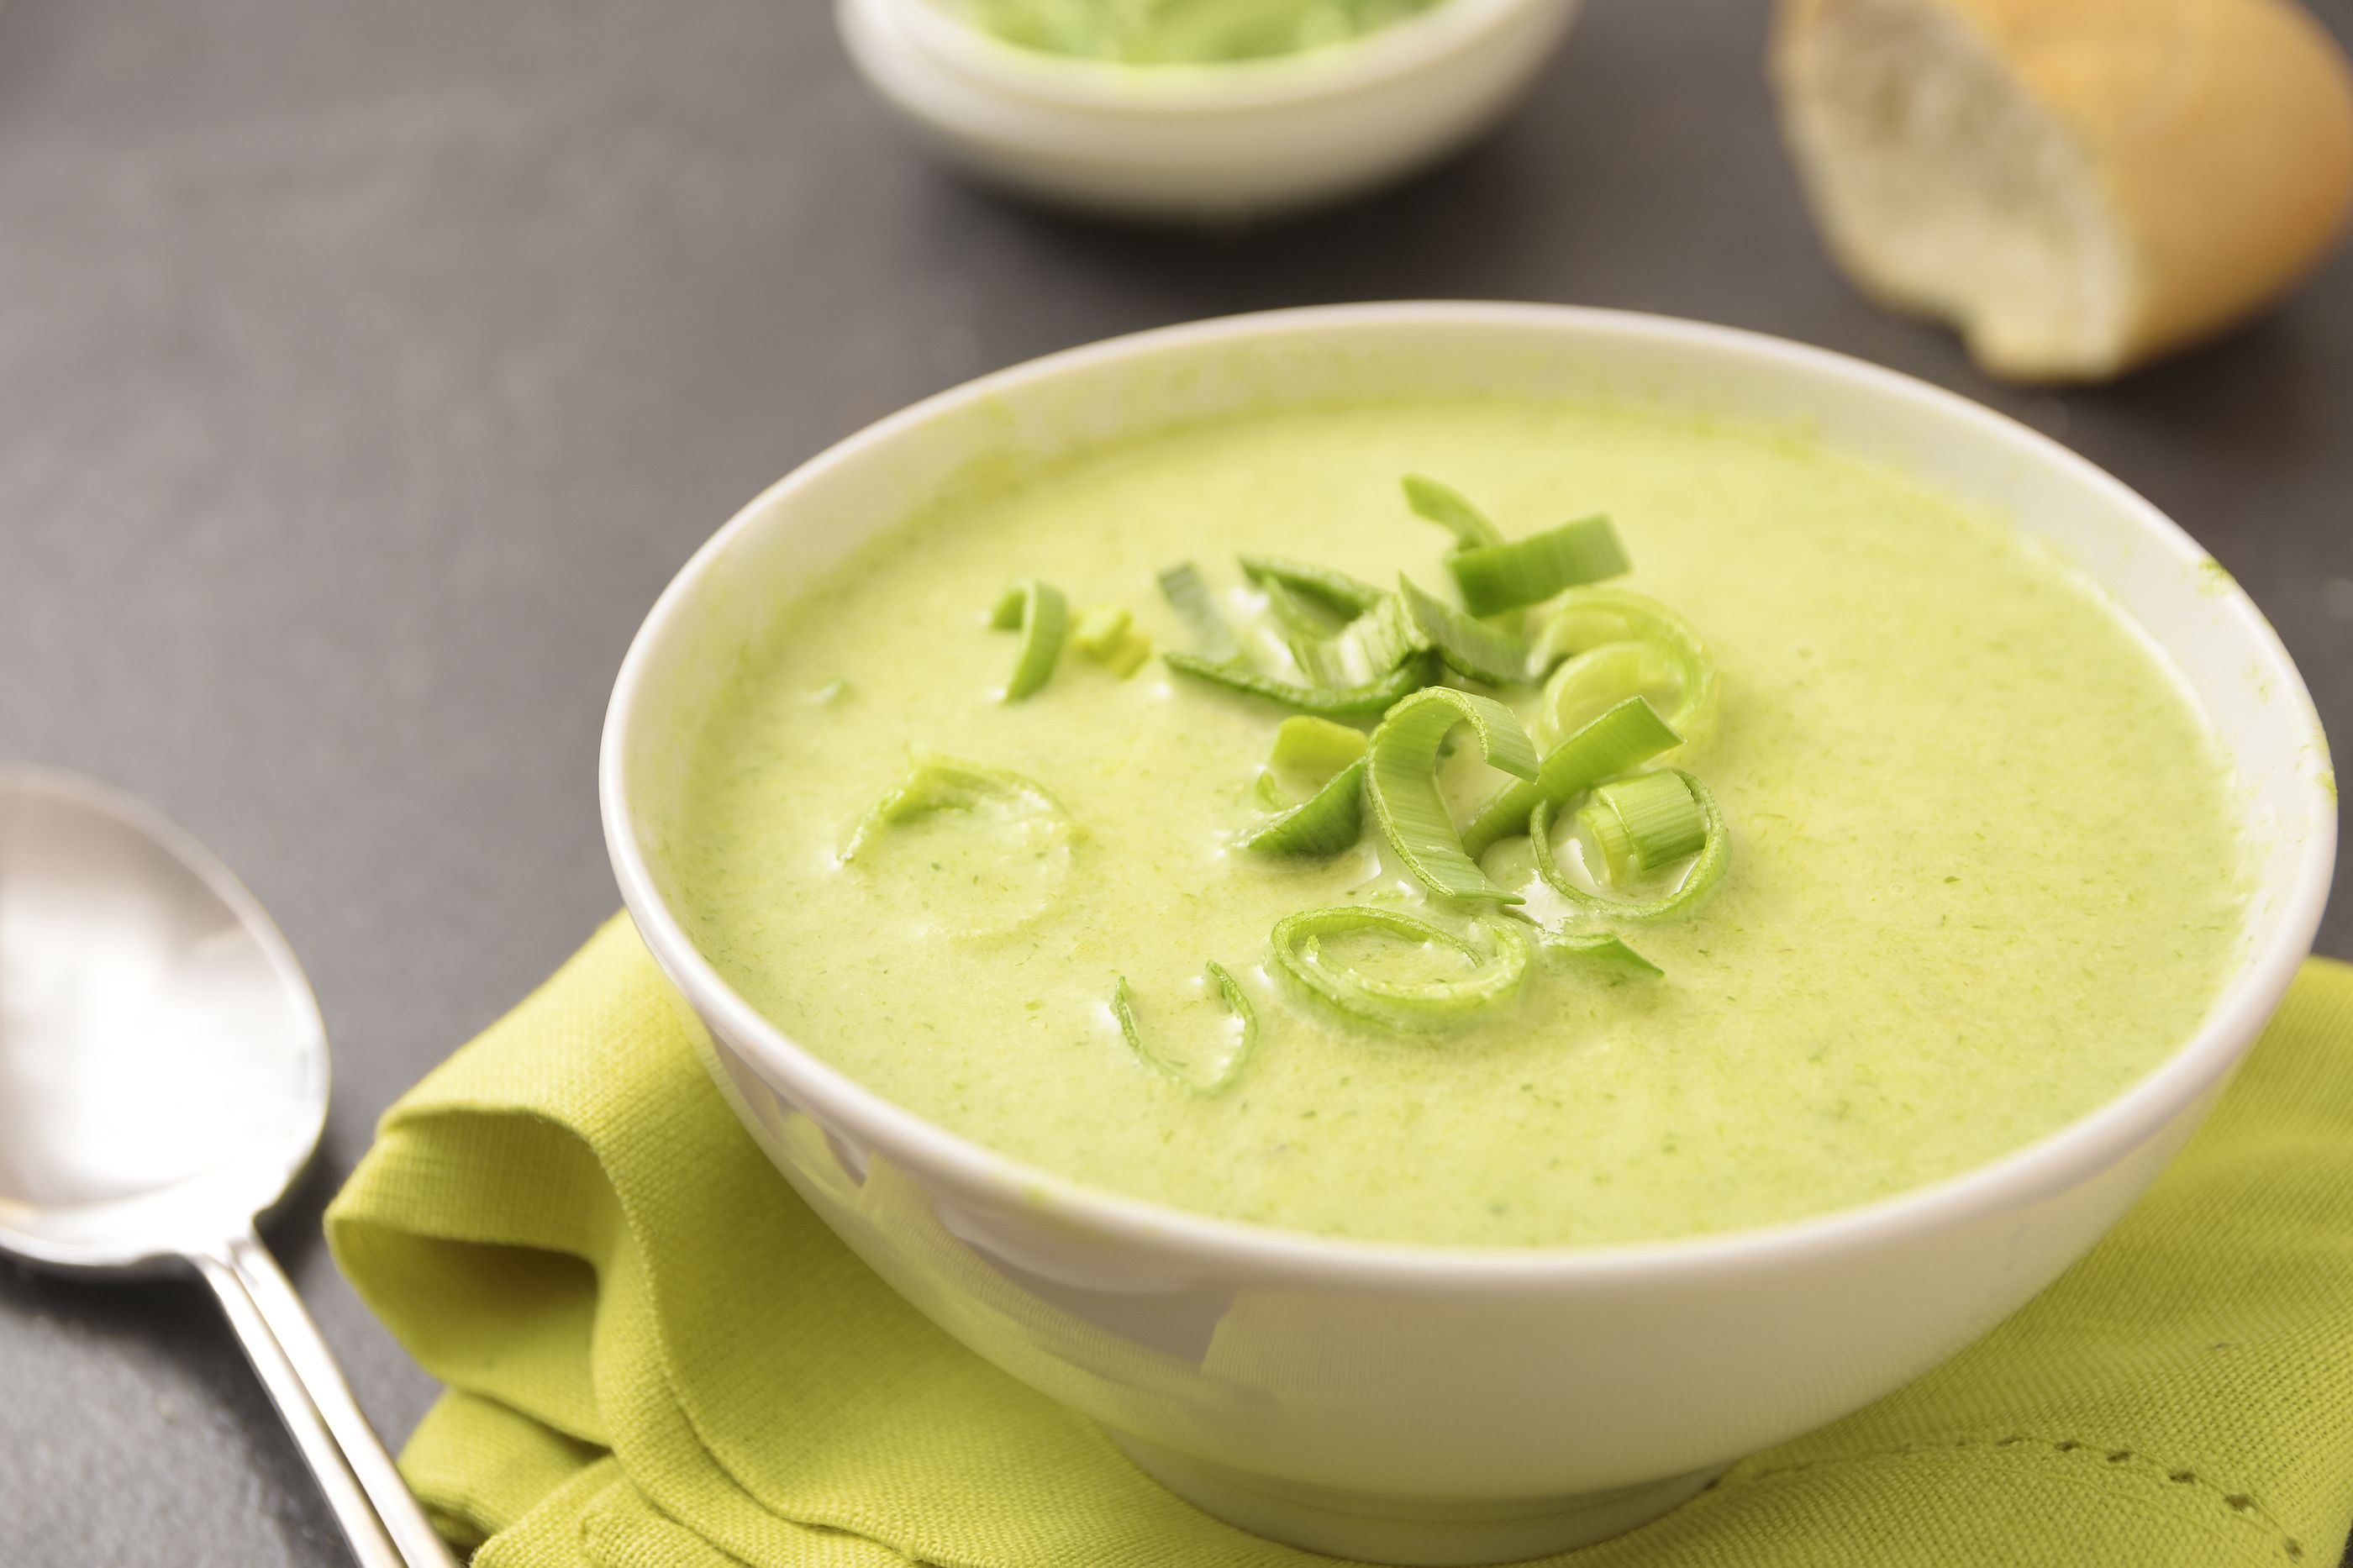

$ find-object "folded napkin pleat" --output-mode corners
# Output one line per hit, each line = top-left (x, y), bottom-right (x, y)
(327, 915), (2353, 1567)
(400, 1393), (605, 1554)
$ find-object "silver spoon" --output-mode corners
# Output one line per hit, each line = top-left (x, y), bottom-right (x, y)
(0, 767), (452, 1568)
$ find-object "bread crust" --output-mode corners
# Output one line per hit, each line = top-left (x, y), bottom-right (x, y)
(1774, 0), (2353, 379)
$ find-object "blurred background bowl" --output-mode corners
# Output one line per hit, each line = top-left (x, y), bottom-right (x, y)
(836, 0), (1582, 222)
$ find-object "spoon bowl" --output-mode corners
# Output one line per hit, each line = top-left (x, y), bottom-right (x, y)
(0, 767), (324, 1270)
(0, 766), (451, 1567)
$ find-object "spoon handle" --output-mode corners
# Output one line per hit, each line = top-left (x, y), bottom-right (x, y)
(193, 1229), (457, 1568)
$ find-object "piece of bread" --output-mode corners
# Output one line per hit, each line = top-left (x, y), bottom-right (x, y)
(1771, 0), (2353, 381)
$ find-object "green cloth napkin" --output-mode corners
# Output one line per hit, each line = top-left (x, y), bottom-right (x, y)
(328, 916), (2353, 1568)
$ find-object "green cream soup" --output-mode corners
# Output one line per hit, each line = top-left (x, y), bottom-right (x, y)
(675, 397), (2250, 1247)
(961, 0), (1445, 65)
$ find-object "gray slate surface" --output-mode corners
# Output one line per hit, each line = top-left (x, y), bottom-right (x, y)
(1, 1), (2348, 1564)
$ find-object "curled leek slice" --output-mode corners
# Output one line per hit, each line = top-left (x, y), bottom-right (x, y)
(989, 580), (1068, 702)
(1448, 514), (1630, 618)
(1460, 697), (1684, 861)
(1250, 589), (1411, 692)
(1532, 589), (1719, 749)
(1259, 576), (1350, 645)
(1158, 560), (1446, 716)
(837, 752), (1072, 864)
(1112, 962), (1256, 1095)
(1365, 687), (1540, 905)
(1403, 474), (1504, 550)
(1252, 713), (1370, 834)
(1242, 758), (1366, 857)
(1397, 576), (1529, 687)
(1325, 591), (1425, 685)
(1543, 929), (1663, 977)
(1588, 770), (1707, 871)
(1164, 650), (1435, 718)
(1239, 554), (1387, 618)
(1282, 630), (1350, 689)
(1240, 557), (1389, 678)
(1158, 561), (1241, 666)
(1271, 907), (1532, 1034)
(1289, 576), (1528, 692)
(1577, 794), (1640, 887)
(1271, 714), (1369, 777)
(1529, 768), (1729, 923)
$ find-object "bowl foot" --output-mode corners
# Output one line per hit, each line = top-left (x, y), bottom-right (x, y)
(1109, 1431), (1726, 1565)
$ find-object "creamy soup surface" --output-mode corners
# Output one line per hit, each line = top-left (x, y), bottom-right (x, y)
(672, 396), (2250, 1247)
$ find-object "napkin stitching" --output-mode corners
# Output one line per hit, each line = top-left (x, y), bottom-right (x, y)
(1737, 1433), (2304, 1561)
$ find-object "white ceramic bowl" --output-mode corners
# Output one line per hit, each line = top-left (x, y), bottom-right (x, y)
(602, 304), (2335, 1566)
(836, 0), (1580, 221)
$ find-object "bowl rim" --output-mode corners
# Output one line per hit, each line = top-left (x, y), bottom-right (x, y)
(865, 0), (1565, 115)
(601, 301), (2336, 1290)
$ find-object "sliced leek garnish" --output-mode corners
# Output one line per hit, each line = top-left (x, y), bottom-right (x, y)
(1541, 929), (1663, 977)
(1158, 561), (1240, 666)
(1529, 768), (1729, 923)
(1590, 770), (1708, 871)
(1532, 589), (1719, 749)
(1103, 637), (1154, 678)
(1271, 906), (1532, 1033)
(1271, 714), (1370, 778)
(989, 580), (1068, 701)
(1576, 797), (1640, 887)
(1260, 577), (1350, 647)
(1396, 576), (1529, 686)
(1164, 649), (1437, 718)
(1071, 603), (1131, 655)
(1448, 514), (1630, 617)
(1112, 962), (1256, 1095)
(1239, 553), (1387, 618)
(1072, 603), (1152, 677)
(1365, 687), (1540, 905)
(1351, 590), (1433, 680)
(1402, 474), (1504, 550)
(1157, 554), (1454, 714)
(1284, 576), (1524, 692)
(837, 752), (1071, 864)
(1241, 758), (1366, 857)
(1459, 697), (1683, 860)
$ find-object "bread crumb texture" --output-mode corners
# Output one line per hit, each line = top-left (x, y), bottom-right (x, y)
(1774, 0), (2353, 381)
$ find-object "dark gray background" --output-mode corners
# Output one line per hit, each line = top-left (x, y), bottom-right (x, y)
(2, 0), (2348, 1563)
